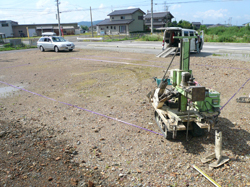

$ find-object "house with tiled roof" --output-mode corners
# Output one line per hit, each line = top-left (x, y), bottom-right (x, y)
(192, 22), (201, 29)
(96, 8), (145, 35)
(144, 12), (174, 29)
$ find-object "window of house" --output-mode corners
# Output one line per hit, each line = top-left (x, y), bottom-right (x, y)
(138, 16), (143, 20)
(112, 17), (114, 19)
(190, 31), (194, 36)
(158, 19), (162, 21)
(121, 16), (125, 19)
(111, 26), (113, 29)
(184, 31), (189, 36)
(114, 26), (116, 29)
(107, 26), (109, 29)
(18, 30), (23, 33)
(2, 23), (9, 27)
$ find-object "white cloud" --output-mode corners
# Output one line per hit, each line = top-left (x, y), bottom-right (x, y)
(243, 14), (250, 20)
(36, 0), (52, 9)
(193, 9), (228, 19)
(99, 4), (104, 9)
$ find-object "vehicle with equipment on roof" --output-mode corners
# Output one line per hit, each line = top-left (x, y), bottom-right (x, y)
(37, 35), (75, 52)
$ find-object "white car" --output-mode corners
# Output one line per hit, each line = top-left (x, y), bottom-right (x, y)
(37, 36), (75, 52)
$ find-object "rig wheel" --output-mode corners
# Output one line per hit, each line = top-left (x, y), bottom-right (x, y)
(154, 111), (172, 139)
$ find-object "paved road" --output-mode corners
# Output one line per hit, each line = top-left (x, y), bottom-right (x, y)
(1, 39), (250, 60)
(74, 40), (250, 55)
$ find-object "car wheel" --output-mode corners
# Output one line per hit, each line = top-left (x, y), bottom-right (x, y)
(40, 46), (44, 52)
(54, 46), (59, 53)
(69, 49), (73, 52)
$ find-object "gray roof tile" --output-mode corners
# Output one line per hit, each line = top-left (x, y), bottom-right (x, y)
(145, 12), (174, 19)
(107, 8), (145, 16)
(97, 19), (134, 26)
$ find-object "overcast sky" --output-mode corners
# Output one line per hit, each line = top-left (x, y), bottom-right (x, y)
(0, 0), (249, 25)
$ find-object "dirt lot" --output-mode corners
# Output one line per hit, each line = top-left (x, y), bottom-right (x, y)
(0, 48), (250, 187)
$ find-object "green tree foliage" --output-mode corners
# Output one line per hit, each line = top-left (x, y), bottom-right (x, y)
(80, 25), (89, 31)
(168, 20), (192, 29)
(178, 20), (192, 29)
(199, 25), (207, 33)
(167, 20), (178, 27)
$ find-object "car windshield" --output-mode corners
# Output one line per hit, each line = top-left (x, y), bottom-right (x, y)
(52, 37), (67, 42)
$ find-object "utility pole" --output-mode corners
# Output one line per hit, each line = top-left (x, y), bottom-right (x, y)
(151, 0), (153, 34)
(56, 0), (61, 36)
(90, 6), (93, 37)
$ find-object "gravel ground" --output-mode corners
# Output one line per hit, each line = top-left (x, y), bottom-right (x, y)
(0, 48), (250, 187)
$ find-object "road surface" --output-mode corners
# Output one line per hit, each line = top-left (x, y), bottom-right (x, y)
(74, 40), (250, 55)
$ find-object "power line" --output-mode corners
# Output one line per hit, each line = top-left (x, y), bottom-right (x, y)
(0, 0), (246, 23)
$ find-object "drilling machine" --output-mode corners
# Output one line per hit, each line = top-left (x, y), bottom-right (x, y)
(148, 36), (221, 140)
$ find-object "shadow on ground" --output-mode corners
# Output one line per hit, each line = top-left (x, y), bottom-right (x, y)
(165, 117), (250, 156)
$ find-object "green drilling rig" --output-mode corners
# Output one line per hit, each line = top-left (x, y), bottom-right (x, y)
(148, 36), (221, 140)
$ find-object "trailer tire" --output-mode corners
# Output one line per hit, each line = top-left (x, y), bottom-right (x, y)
(191, 122), (205, 137)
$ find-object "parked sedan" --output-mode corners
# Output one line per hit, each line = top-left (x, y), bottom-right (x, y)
(37, 36), (75, 52)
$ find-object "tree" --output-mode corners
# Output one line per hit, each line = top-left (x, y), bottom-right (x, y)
(178, 20), (192, 29)
(80, 25), (89, 31)
(167, 20), (177, 27)
(199, 25), (207, 32)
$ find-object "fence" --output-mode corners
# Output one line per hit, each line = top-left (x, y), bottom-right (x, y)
(5, 38), (39, 47)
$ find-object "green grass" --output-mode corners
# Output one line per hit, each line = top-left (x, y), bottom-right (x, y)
(0, 43), (36, 51)
(203, 26), (250, 43)
(137, 34), (162, 41)
(212, 53), (222, 56)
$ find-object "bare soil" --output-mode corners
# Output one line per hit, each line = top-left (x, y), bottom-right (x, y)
(0, 48), (250, 187)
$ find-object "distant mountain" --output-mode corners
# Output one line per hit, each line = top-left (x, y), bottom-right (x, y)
(78, 20), (102, 27)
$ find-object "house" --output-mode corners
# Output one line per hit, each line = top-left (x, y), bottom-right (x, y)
(96, 8), (145, 35)
(0, 20), (18, 38)
(12, 23), (79, 37)
(0, 33), (6, 43)
(89, 25), (97, 32)
(192, 22), (201, 29)
(243, 22), (250, 27)
(144, 12), (174, 29)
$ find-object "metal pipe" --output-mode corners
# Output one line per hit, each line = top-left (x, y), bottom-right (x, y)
(193, 165), (221, 187)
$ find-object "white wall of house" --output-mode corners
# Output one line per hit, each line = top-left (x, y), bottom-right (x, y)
(0, 21), (14, 37)
(98, 25), (128, 35)
(244, 22), (250, 27)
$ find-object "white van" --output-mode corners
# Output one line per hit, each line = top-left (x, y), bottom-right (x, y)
(157, 27), (204, 57)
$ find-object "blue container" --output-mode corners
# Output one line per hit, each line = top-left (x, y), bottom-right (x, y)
(156, 78), (172, 86)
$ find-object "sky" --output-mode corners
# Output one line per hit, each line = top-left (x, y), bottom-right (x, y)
(0, 0), (250, 25)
